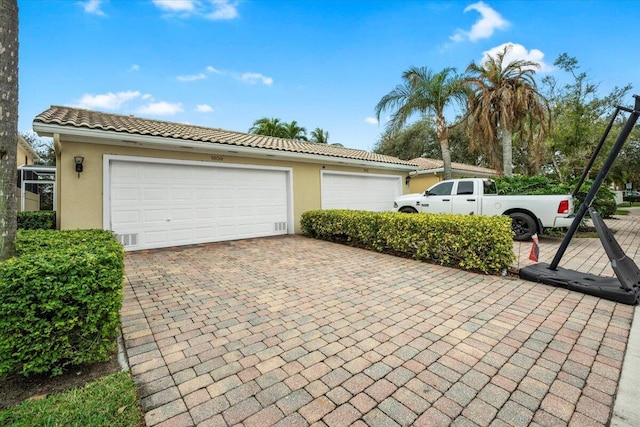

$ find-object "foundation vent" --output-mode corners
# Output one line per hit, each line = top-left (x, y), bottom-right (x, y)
(116, 233), (138, 247)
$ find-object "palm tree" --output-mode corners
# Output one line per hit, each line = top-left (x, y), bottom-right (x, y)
(249, 117), (287, 138)
(282, 121), (308, 141)
(310, 128), (329, 144)
(465, 45), (550, 176)
(0, 0), (19, 259)
(375, 67), (468, 180)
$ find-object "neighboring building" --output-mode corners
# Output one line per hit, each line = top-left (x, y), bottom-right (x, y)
(17, 134), (40, 167)
(407, 157), (497, 193)
(33, 106), (416, 251)
(17, 135), (41, 211)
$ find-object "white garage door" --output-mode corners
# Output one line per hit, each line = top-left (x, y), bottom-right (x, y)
(106, 158), (290, 250)
(321, 171), (403, 212)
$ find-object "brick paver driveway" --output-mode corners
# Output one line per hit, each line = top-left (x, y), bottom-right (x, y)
(122, 211), (639, 427)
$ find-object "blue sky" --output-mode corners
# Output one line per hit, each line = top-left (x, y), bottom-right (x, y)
(19, 0), (640, 151)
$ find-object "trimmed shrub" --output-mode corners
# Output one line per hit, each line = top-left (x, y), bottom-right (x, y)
(17, 211), (56, 230)
(301, 210), (515, 274)
(0, 230), (124, 377)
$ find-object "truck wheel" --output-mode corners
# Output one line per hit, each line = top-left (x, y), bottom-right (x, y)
(399, 207), (418, 214)
(509, 212), (536, 241)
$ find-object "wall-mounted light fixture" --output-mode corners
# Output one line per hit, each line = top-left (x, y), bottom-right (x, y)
(405, 175), (411, 186)
(74, 156), (84, 177)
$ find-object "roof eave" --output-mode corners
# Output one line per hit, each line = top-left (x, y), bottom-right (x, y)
(33, 122), (416, 171)
(18, 135), (41, 162)
(414, 167), (495, 177)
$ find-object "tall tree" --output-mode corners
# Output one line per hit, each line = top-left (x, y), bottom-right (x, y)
(541, 53), (631, 180)
(465, 45), (550, 176)
(310, 128), (329, 144)
(281, 120), (308, 141)
(249, 118), (309, 141)
(375, 67), (467, 180)
(373, 117), (487, 167)
(0, 0), (18, 259)
(249, 117), (287, 138)
(21, 131), (55, 166)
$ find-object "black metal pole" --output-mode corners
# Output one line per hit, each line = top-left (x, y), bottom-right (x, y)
(549, 95), (640, 270)
(571, 108), (621, 198)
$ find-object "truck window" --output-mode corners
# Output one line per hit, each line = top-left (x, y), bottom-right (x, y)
(483, 180), (498, 195)
(428, 181), (454, 196)
(456, 181), (474, 195)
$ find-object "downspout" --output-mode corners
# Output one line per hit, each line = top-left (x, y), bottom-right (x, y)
(54, 133), (61, 230)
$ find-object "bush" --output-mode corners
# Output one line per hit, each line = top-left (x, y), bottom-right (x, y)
(494, 175), (617, 219)
(17, 211), (56, 230)
(0, 230), (124, 377)
(572, 179), (617, 219)
(301, 210), (515, 274)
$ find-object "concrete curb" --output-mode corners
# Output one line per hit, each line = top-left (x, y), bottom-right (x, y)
(611, 305), (640, 426)
(117, 331), (130, 372)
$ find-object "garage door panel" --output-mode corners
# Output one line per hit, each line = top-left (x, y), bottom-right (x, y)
(112, 187), (140, 202)
(113, 210), (140, 226)
(110, 160), (289, 250)
(144, 209), (169, 223)
(170, 208), (194, 221)
(143, 230), (170, 245)
(142, 188), (166, 202)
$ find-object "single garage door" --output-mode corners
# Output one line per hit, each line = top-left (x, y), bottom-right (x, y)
(106, 158), (291, 250)
(321, 171), (402, 212)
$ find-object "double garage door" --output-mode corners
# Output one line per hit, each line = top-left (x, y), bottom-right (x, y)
(106, 158), (403, 251)
(107, 158), (290, 251)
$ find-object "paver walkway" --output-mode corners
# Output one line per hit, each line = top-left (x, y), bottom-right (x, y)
(121, 209), (639, 427)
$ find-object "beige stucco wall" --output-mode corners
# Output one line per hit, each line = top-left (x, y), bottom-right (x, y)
(57, 139), (410, 234)
(17, 144), (36, 167)
(409, 174), (441, 194)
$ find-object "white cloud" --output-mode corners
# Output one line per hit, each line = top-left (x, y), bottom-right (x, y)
(450, 1), (509, 42)
(152, 0), (196, 12)
(130, 64), (140, 72)
(195, 104), (214, 113)
(138, 101), (184, 115)
(206, 66), (222, 74)
(80, 0), (106, 16)
(177, 73), (207, 82)
(364, 117), (379, 125)
(206, 0), (239, 20)
(481, 42), (553, 72)
(75, 91), (141, 110)
(142, 93), (153, 100)
(240, 72), (273, 86)
(152, 0), (239, 20)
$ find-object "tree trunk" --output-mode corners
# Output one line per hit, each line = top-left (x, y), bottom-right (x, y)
(440, 139), (452, 180)
(436, 115), (453, 180)
(500, 127), (513, 177)
(0, 0), (19, 260)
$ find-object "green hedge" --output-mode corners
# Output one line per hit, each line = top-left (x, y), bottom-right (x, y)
(301, 210), (515, 274)
(0, 230), (124, 377)
(494, 175), (617, 219)
(17, 211), (56, 230)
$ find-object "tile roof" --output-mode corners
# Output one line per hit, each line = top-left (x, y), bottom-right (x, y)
(34, 106), (417, 167)
(410, 157), (497, 175)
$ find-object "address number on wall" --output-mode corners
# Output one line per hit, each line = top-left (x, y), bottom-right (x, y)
(210, 155), (224, 161)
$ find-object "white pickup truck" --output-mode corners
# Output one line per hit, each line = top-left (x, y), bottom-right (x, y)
(393, 178), (574, 241)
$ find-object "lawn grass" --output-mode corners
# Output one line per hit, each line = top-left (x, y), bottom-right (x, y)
(0, 372), (143, 427)
(615, 209), (630, 216)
